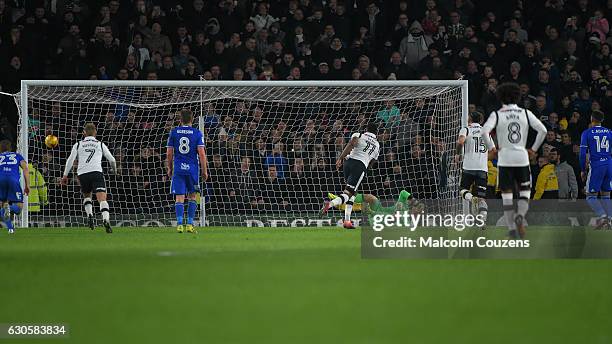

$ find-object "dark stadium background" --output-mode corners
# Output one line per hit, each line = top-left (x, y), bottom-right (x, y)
(0, 0), (610, 203)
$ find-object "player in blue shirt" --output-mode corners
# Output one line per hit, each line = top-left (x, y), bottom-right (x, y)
(0, 140), (30, 234)
(579, 110), (612, 228)
(166, 109), (208, 233)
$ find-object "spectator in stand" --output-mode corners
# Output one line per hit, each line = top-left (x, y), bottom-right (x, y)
(501, 29), (524, 64)
(287, 66), (302, 80)
(590, 43), (611, 72)
(259, 165), (288, 211)
(315, 62), (331, 80)
(183, 0), (208, 33)
(505, 18), (528, 43)
(421, 8), (441, 38)
(155, 56), (180, 80)
(144, 23), (172, 57)
(127, 33), (150, 70)
(399, 21), (431, 69)
(235, 37), (259, 68)
(232, 68), (244, 81)
(502, 61), (528, 85)
(356, 55), (382, 80)
(429, 56), (453, 80)
(207, 154), (227, 211)
(329, 58), (350, 79)
(134, 15), (152, 40)
(275, 52), (297, 79)
(264, 142), (288, 179)
(184, 60), (200, 80)
(377, 100), (401, 127)
(358, 1), (387, 45)
(251, 2), (279, 32)
(480, 78), (501, 115)
(586, 9), (609, 44)
(90, 31), (121, 76)
(567, 111), (587, 142)
(543, 26), (565, 62)
(544, 129), (561, 149)
(477, 19), (497, 44)
(122, 55), (140, 80)
(244, 58), (260, 80)
(518, 42), (539, 79)
(446, 11), (465, 47)
(255, 29), (272, 61)
(1, 56), (25, 93)
(480, 43), (506, 76)
(143, 51), (162, 74)
(252, 138), (268, 177)
(266, 40), (284, 66)
(307, 8), (326, 42)
(533, 94), (552, 121)
(57, 24), (82, 67)
(546, 112), (561, 131)
(173, 43), (200, 75)
(230, 156), (259, 211)
(392, 13), (411, 49)
(320, 37), (347, 66)
(550, 147), (578, 200)
(288, 157), (312, 210)
(208, 41), (229, 76)
(383, 51), (415, 80)
(172, 24), (192, 53)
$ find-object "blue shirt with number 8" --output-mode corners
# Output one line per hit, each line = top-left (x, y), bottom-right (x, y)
(167, 125), (205, 176)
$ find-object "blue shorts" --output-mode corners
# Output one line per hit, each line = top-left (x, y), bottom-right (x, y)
(0, 176), (23, 202)
(171, 174), (200, 195)
(586, 163), (612, 193)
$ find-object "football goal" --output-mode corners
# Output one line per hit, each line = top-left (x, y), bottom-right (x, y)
(12, 80), (468, 228)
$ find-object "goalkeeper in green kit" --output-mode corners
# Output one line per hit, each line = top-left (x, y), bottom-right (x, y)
(327, 189), (424, 221)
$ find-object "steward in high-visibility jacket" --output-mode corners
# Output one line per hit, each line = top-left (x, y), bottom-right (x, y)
(534, 161), (559, 200)
(28, 163), (48, 212)
(486, 160), (499, 198)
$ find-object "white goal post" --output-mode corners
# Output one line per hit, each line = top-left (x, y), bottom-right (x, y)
(14, 80), (468, 228)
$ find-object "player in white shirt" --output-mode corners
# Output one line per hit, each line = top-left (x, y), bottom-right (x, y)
(321, 123), (380, 229)
(481, 83), (547, 239)
(456, 112), (489, 220)
(61, 123), (117, 233)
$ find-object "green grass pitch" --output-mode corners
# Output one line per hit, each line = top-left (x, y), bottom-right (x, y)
(1, 227), (611, 344)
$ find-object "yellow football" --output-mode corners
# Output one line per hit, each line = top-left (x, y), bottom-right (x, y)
(45, 135), (59, 148)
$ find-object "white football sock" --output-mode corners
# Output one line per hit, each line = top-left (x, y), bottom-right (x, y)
(330, 193), (348, 207)
(100, 201), (110, 222)
(83, 198), (93, 216)
(344, 195), (356, 221)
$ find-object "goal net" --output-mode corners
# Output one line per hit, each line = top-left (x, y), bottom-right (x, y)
(13, 81), (467, 228)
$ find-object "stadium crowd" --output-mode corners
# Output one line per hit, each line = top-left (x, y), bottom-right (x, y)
(0, 0), (611, 213)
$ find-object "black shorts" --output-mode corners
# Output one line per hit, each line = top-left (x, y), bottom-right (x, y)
(343, 158), (367, 193)
(460, 170), (487, 197)
(78, 171), (107, 194)
(498, 166), (531, 191)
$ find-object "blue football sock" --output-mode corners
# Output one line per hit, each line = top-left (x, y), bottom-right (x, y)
(5, 218), (14, 230)
(175, 202), (184, 225)
(10, 204), (21, 215)
(587, 195), (606, 217)
(187, 201), (197, 225)
(601, 195), (612, 217)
